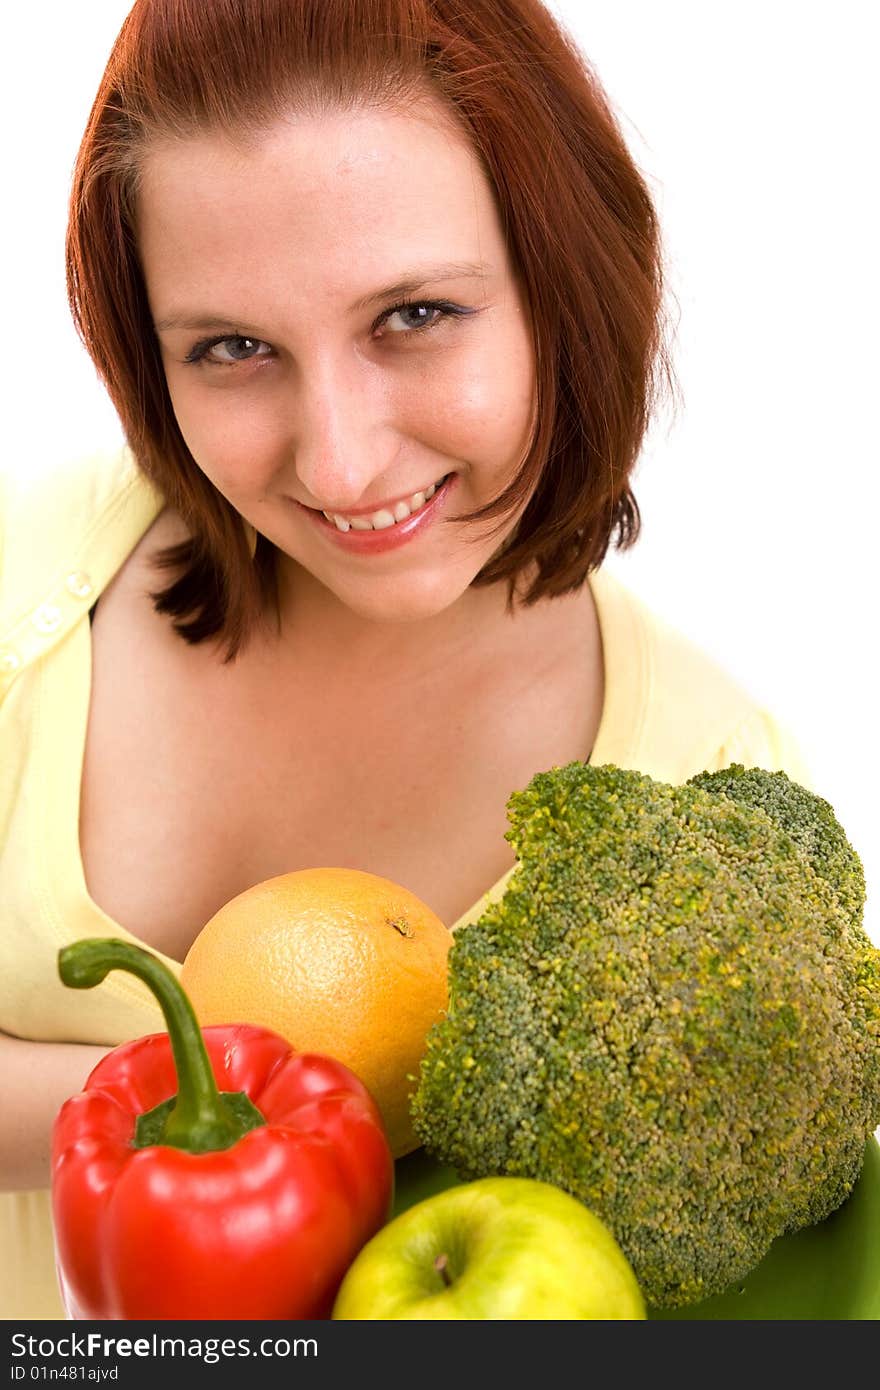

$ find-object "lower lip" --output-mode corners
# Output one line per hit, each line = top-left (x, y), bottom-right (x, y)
(299, 474), (456, 555)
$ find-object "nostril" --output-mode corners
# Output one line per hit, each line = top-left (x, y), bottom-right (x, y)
(297, 473), (451, 521)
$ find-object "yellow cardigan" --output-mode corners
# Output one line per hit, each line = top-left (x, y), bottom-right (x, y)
(0, 446), (811, 1319)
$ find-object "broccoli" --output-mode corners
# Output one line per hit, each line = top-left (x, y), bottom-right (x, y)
(411, 762), (880, 1308)
(687, 763), (867, 929)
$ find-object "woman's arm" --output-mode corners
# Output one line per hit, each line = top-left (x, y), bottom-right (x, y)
(0, 1030), (114, 1191)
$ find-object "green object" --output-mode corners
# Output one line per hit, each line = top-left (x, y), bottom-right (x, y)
(394, 1138), (880, 1320)
(58, 938), (265, 1153)
(687, 763), (866, 928)
(339, 1175), (645, 1320)
(410, 762), (880, 1308)
(394, 1147), (463, 1214)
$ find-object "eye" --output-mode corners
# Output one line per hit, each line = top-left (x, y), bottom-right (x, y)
(184, 335), (273, 366)
(377, 299), (472, 336)
(382, 301), (445, 333)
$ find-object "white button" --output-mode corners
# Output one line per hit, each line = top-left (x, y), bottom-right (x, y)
(0, 649), (21, 674)
(32, 604), (63, 635)
(66, 571), (94, 599)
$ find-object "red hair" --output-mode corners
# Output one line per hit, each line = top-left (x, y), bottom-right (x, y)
(67, 0), (672, 658)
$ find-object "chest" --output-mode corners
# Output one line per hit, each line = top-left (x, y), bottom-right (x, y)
(79, 594), (602, 962)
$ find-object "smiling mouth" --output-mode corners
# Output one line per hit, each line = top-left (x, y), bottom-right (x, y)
(314, 474), (452, 533)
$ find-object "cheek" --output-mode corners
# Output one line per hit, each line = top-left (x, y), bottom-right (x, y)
(398, 334), (535, 468)
(166, 379), (284, 493)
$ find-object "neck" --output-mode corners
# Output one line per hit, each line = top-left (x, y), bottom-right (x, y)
(269, 558), (539, 687)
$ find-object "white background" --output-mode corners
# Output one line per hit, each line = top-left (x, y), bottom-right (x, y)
(2, 2), (878, 942)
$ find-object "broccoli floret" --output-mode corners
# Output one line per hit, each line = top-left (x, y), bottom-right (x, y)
(688, 763), (866, 928)
(411, 762), (880, 1308)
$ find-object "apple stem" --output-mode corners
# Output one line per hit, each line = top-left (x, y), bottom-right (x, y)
(434, 1253), (452, 1288)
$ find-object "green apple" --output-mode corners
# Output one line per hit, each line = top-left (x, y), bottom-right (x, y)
(332, 1176), (645, 1319)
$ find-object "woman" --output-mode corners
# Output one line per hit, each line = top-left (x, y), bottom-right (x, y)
(0, 0), (808, 1318)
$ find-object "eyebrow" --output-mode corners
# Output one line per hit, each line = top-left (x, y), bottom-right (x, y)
(350, 261), (491, 312)
(153, 261), (492, 334)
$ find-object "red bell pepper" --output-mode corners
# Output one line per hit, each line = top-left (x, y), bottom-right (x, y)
(51, 938), (393, 1320)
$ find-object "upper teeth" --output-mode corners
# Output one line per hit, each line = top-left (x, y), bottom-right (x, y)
(323, 478), (443, 532)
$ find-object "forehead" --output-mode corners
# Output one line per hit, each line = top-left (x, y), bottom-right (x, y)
(135, 101), (504, 304)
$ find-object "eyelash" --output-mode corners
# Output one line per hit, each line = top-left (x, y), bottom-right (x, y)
(182, 298), (474, 367)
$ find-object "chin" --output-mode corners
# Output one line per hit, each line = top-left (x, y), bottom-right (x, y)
(332, 570), (479, 625)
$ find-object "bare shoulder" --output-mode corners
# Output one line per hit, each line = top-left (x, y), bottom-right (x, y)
(96, 505), (192, 622)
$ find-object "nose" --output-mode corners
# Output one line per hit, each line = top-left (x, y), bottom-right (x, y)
(289, 354), (397, 512)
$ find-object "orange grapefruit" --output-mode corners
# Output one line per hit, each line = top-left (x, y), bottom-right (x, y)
(180, 867), (452, 1156)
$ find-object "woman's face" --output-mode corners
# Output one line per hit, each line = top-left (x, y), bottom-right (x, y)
(138, 99), (537, 625)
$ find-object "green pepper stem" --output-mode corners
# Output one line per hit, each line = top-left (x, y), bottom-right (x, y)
(58, 938), (260, 1153)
